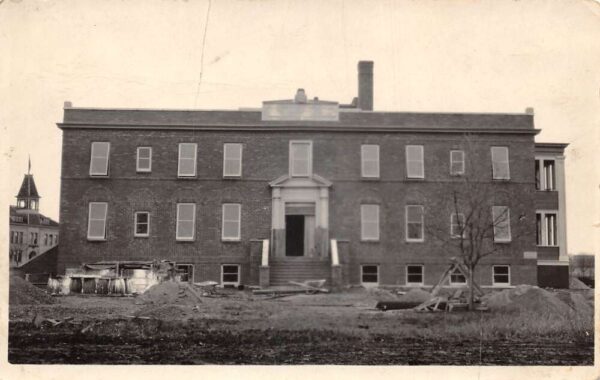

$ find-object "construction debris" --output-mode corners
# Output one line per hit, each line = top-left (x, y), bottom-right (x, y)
(10, 276), (55, 305)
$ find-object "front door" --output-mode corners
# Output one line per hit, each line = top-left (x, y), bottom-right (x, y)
(285, 215), (304, 256)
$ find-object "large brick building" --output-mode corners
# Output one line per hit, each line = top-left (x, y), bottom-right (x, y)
(57, 61), (569, 288)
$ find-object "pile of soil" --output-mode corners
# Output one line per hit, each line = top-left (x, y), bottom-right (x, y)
(135, 281), (203, 306)
(484, 285), (574, 318)
(398, 288), (432, 303)
(9, 276), (55, 305)
(570, 277), (590, 290)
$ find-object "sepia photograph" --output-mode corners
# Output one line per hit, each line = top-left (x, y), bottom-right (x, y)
(1, 0), (598, 377)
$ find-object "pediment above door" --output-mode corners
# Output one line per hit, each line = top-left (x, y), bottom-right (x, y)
(269, 174), (332, 188)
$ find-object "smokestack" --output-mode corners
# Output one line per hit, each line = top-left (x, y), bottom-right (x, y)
(358, 61), (373, 111)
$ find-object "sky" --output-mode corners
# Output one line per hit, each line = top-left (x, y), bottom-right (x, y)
(1, 0), (599, 255)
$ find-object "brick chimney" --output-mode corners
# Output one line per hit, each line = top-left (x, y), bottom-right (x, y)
(358, 61), (374, 111)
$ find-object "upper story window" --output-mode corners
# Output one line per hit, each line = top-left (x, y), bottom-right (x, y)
(89, 142), (110, 176)
(360, 204), (380, 241)
(134, 211), (150, 237)
(535, 159), (555, 191)
(450, 150), (465, 176)
(406, 145), (424, 179)
(176, 203), (196, 241)
(289, 141), (312, 177)
(222, 203), (241, 241)
(536, 211), (558, 246)
(30, 232), (38, 245)
(361, 144), (380, 178)
(450, 212), (465, 239)
(492, 206), (511, 242)
(223, 143), (242, 177)
(405, 205), (424, 242)
(87, 202), (108, 241)
(178, 143), (197, 177)
(136, 147), (152, 172)
(491, 146), (510, 180)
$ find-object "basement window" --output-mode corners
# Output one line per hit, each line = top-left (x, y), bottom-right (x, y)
(493, 265), (510, 286)
(361, 265), (379, 284)
(176, 264), (194, 283)
(222, 264), (240, 286)
(450, 267), (467, 285)
(406, 265), (424, 285)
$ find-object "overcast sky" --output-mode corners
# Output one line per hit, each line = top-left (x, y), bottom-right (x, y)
(2, 0), (599, 255)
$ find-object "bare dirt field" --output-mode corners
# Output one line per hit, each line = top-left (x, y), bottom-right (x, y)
(8, 279), (595, 365)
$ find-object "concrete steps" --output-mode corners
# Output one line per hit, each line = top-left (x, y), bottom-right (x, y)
(269, 259), (331, 286)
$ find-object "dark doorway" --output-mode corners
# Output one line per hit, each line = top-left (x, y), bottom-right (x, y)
(285, 215), (304, 256)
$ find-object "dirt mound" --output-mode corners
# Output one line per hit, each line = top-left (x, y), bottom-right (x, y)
(9, 276), (55, 305)
(365, 287), (398, 301)
(135, 281), (202, 306)
(136, 304), (195, 319)
(398, 288), (432, 303)
(484, 285), (573, 317)
(570, 277), (590, 290)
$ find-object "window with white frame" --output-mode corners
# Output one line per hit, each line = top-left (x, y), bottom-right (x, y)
(136, 147), (152, 172)
(222, 203), (241, 241)
(89, 142), (110, 176)
(223, 143), (242, 177)
(406, 145), (424, 178)
(289, 141), (312, 177)
(450, 213), (465, 238)
(450, 150), (465, 176)
(361, 265), (379, 284)
(360, 204), (379, 241)
(178, 143), (197, 177)
(535, 159), (555, 191)
(361, 144), (380, 178)
(536, 211), (558, 246)
(134, 212), (150, 237)
(491, 146), (510, 180)
(405, 205), (424, 242)
(87, 202), (108, 240)
(31, 232), (38, 245)
(493, 265), (510, 285)
(43, 233), (48, 245)
(450, 267), (467, 285)
(176, 203), (196, 241)
(222, 264), (240, 286)
(492, 206), (511, 242)
(406, 265), (424, 285)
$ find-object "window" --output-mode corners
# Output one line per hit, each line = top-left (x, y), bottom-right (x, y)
(493, 265), (510, 285)
(89, 142), (110, 176)
(492, 206), (511, 242)
(289, 141), (312, 177)
(406, 265), (424, 285)
(136, 147), (152, 172)
(18, 232), (23, 244)
(222, 264), (240, 286)
(361, 265), (379, 284)
(134, 212), (150, 237)
(536, 211), (558, 246)
(176, 264), (194, 283)
(405, 205), (424, 242)
(222, 204), (241, 241)
(176, 203), (196, 241)
(178, 143), (197, 177)
(450, 150), (465, 175)
(361, 144), (380, 178)
(450, 267), (467, 285)
(43, 233), (48, 245)
(223, 143), (242, 177)
(535, 159), (555, 190)
(491, 146), (510, 180)
(87, 202), (108, 240)
(406, 145), (424, 179)
(450, 213), (465, 238)
(10, 231), (17, 244)
(30, 232), (38, 245)
(360, 204), (379, 241)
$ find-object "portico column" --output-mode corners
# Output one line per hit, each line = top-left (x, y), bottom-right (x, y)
(316, 188), (329, 258)
(271, 188), (285, 257)
(555, 156), (568, 262)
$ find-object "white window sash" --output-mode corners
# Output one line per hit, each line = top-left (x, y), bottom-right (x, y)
(491, 147), (510, 180)
(134, 212), (150, 237)
(222, 204), (241, 241)
(361, 145), (380, 178)
(405, 205), (424, 242)
(361, 265), (379, 284)
(361, 205), (380, 241)
(176, 203), (196, 240)
(450, 213), (465, 238)
(406, 145), (424, 178)
(136, 147), (152, 172)
(289, 141), (312, 177)
(492, 206), (511, 242)
(450, 150), (465, 175)
(406, 265), (424, 285)
(221, 264), (240, 285)
(223, 143), (242, 177)
(178, 143), (197, 177)
(492, 265), (511, 285)
(87, 202), (108, 240)
(90, 142), (110, 176)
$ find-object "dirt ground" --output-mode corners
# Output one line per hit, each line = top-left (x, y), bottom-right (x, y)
(8, 283), (595, 365)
